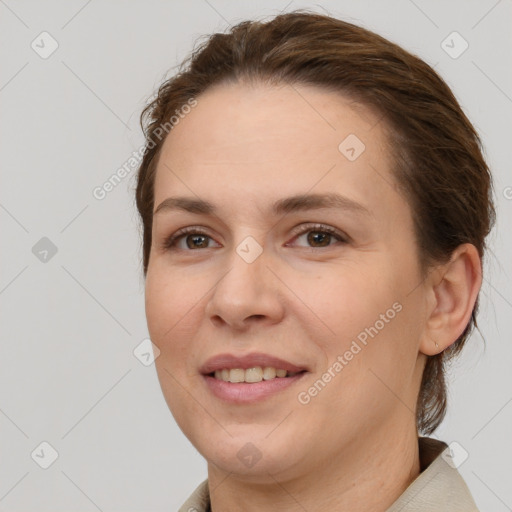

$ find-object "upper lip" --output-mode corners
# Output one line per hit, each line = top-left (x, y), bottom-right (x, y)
(200, 352), (308, 375)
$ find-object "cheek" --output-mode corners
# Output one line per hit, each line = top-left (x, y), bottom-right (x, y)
(145, 265), (198, 339)
(298, 263), (398, 345)
(302, 258), (421, 381)
(145, 280), (184, 372)
(145, 265), (212, 384)
(145, 270), (203, 425)
(145, 276), (171, 341)
(329, 282), (425, 406)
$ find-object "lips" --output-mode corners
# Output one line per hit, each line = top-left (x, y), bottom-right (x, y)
(199, 352), (308, 375)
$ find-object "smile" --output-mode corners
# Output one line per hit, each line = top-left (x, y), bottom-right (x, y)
(212, 367), (303, 383)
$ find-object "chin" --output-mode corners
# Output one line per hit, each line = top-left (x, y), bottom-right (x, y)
(192, 429), (304, 480)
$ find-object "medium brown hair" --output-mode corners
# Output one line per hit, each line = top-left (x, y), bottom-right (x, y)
(135, 10), (495, 434)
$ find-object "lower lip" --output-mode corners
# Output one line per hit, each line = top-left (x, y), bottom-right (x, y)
(203, 373), (307, 403)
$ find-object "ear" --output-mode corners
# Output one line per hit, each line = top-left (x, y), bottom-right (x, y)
(419, 243), (482, 356)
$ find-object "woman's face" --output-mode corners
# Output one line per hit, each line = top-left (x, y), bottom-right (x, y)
(145, 82), (430, 479)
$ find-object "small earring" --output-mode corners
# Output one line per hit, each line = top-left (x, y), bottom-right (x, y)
(435, 342), (439, 349)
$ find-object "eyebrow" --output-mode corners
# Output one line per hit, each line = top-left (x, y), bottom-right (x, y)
(154, 193), (371, 218)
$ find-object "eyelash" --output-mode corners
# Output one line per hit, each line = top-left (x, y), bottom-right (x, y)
(161, 223), (348, 251)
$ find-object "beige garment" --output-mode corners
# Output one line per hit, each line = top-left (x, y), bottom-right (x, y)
(179, 437), (479, 512)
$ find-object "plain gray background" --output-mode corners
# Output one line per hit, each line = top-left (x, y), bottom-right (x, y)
(1, 0), (511, 510)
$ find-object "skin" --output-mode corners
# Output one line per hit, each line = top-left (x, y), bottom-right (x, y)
(144, 81), (482, 511)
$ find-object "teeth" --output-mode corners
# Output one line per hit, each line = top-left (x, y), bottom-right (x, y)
(262, 367), (276, 380)
(245, 367), (263, 383)
(230, 368), (245, 383)
(213, 367), (299, 383)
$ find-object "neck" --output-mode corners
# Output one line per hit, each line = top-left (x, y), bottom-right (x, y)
(207, 422), (420, 512)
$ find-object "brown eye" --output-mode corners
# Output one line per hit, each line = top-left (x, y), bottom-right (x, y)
(163, 228), (219, 251)
(306, 231), (333, 247)
(184, 234), (210, 249)
(289, 224), (348, 249)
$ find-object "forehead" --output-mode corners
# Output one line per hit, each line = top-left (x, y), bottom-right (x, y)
(158, 81), (385, 163)
(153, 81), (400, 218)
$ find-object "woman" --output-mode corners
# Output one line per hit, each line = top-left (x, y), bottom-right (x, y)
(135, 11), (495, 511)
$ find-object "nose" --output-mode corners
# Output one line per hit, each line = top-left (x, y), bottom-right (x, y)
(205, 243), (285, 331)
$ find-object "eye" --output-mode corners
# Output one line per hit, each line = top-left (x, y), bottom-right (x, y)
(162, 227), (220, 251)
(287, 223), (348, 249)
(161, 223), (348, 252)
